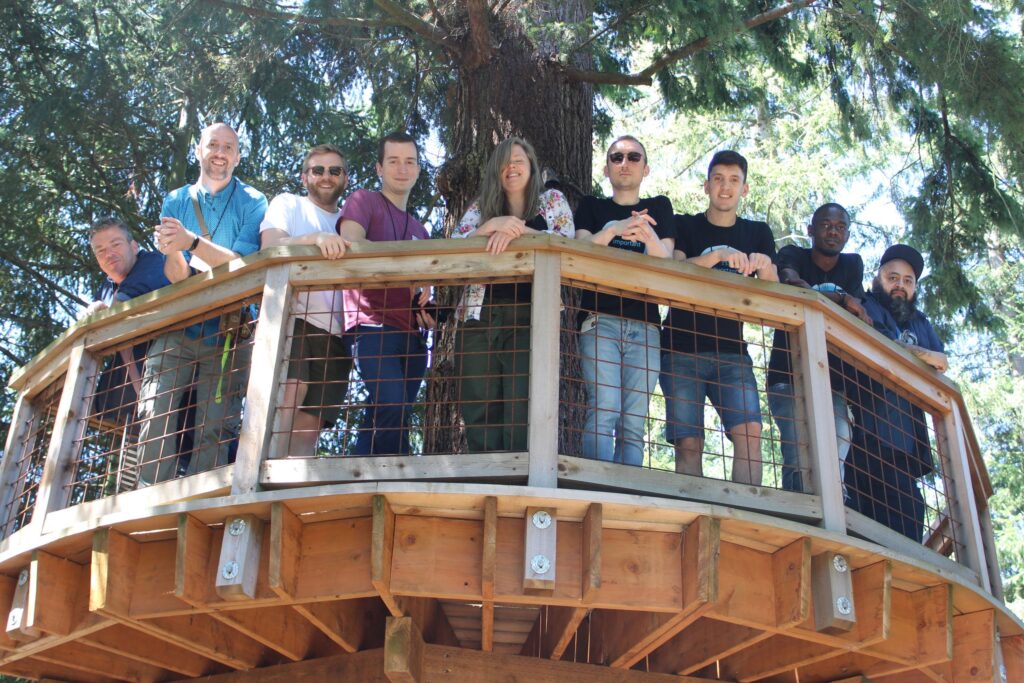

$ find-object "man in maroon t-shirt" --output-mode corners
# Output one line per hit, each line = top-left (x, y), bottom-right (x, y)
(337, 132), (432, 455)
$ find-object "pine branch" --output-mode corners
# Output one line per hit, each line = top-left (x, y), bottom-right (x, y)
(0, 254), (88, 306)
(201, 0), (388, 29)
(563, 0), (815, 85)
(372, 0), (451, 46)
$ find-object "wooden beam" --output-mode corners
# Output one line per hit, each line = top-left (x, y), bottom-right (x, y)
(796, 309), (846, 532)
(188, 649), (389, 682)
(89, 528), (139, 618)
(940, 405), (989, 591)
(291, 598), (381, 653)
(269, 502), (302, 600)
(0, 655), (115, 683)
(5, 566), (40, 642)
(176, 513), (214, 606)
(581, 503), (602, 603)
(862, 583), (951, 666)
(710, 537), (810, 629)
(123, 613), (265, 670)
(391, 515), (484, 601)
(811, 551), (856, 634)
(29, 340), (98, 529)
(524, 507), (557, 592)
(481, 497), (497, 651)
(31, 640), (171, 682)
(80, 623), (214, 678)
(26, 550), (82, 636)
(234, 263), (292, 494)
(594, 517), (719, 669)
(373, 495), (402, 617)
(261, 452), (528, 486)
(951, 610), (996, 682)
(215, 514), (265, 601)
(0, 574), (19, 650)
(1002, 633), (1024, 683)
(647, 618), (769, 676)
(290, 515), (375, 602)
(385, 616), (424, 683)
(528, 251), (559, 488)
(212, 604), (316, 661)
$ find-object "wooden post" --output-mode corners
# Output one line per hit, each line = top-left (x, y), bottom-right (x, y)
(939, 403), (989, 590)
(0, 393), (37, 538)
(528, 251), (560, 488)
(30, 340), (98, 532)
(795, 310), (846, 532)
(384, 616), (424, 683)
(232, 263), (293, 496)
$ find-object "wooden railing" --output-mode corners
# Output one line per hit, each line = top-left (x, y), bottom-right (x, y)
(0, 235), (1000, 598)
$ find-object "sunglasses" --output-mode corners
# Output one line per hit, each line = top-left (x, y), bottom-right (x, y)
(306, 165), (345, 177)
(608, 151), (644, 164)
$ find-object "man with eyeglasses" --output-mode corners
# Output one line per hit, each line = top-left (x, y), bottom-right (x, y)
(574, 135), (674, 465)
(767, 203), (871, 493)
(137, 122), (267, 485)
(846, 244), (947, 540)
(260, 144), (353, 457)
(660, 150), (777, 485)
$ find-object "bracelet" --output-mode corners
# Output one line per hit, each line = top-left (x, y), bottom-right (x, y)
(189, 234), (201, 251)
(839, 292), (847, 306)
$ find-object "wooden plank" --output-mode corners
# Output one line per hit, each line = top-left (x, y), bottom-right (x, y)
(542, 606), (587, 660)
(648, 617), (765, 676)
(213, 604), (316, 661)
(772, 538), (812, 629)
(5, 566), (40, 642)
(528, 251), (559, 488)
(557, 456), (823, 521)
(234, 263), (292, 495)
(401, 597), (460, 648)
(951, 610), (995, 682)
(215, 514), (265, 600)
(24, 551), (82, 637)
(80, 622), (214, 678)
(292, 598), (381, 653)
(176, 513), (214, 606)
(0, 574), (18, 650)
(391, 516), (484, 600)
(125, 613), (266, 670)
(863, 583), (951, 666)
(581, 503), (602, 603)
(592, 526), (681, 611)
(188, 649), (389, 682)
(31, 640), (171, 682)
(260, 452), (529, 485)
(30, 341), (97, 528)
(0, 394), (36, 538)
(373, 495), (402, 617)
(1002, 633), (1024, 683)
(269, 502), (302, 599)
(597, 517), (720, 669)
(0, 655), (117, 683)
(796, 309), (846, 532)
(481, 497), (497, 652)
(812, 551), (856, 633)
(294, 515), (375, 601)
(385, 616), (424, 683)
(941, 405), (989, 591)
(89, 528), (140, 618)
(524, 507), (557, 592)
(126, 537), (192, 618)
(422, 640), (711, 682)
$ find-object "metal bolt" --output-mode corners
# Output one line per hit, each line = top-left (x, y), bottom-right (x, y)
(221, 561), (239, 580)
(836, 597), (852, 615)
(228, 519), (246, 536)
(832, 554), (849, 573)
(17, 570), (28, 587)
(530, 554), (551, 575)
(532, 510), (552, 529)
(7, 609), (20, 627)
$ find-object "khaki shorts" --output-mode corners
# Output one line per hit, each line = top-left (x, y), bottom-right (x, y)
(286, 318), (352, 426)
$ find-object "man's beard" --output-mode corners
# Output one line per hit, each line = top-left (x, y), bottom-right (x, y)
(871, 279), (917, 324)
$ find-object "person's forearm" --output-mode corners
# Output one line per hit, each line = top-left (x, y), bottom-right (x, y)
(190, 237), (239, 268)
(164, 252), (191, 283)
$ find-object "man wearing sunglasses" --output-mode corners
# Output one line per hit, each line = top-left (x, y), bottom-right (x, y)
(574, 136), (674, 466)
(661, 150), (777, 485)
(260, 144), (353, 457)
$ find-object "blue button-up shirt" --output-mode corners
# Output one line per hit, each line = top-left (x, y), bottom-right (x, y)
(161, 177), (267, 343)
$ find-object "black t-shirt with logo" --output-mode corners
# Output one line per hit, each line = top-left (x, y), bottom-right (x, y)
(574, 195), (675, 323)
(767, 246), (865, 387)
(661, 212), (776, 355)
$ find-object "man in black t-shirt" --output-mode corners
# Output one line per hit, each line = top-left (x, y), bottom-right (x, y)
(574, 135), (675, 465)
(767, 203), (872, 492)
(660, 150), (777, 484)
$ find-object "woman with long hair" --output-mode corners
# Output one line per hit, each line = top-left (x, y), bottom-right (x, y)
(452, 137), (574, 452)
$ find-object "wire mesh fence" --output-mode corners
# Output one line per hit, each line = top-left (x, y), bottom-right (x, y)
(0, 377), (64, 537)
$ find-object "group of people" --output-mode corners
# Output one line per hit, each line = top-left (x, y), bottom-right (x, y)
(85, 124), (948, 541)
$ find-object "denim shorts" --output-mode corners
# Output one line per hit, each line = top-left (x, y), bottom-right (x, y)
(660, 351), (762, 441)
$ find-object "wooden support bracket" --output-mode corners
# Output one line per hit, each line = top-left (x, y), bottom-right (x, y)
(373, 495), (403, 617)
(811, 550), (856, 634)
(215, 513), (265, 601)
(385, 616), (424, 683)
(523, 507), (557, 592)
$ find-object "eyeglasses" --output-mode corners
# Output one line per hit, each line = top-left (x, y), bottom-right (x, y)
(608, 151), (644, 164)
(306, 165), (345, 177)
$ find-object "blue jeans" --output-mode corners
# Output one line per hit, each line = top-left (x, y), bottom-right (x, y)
(768, 383), (852, 493)
(351, 326), (427, 455)
(579, 315), (660, 465)
(660, 351), (762, 442)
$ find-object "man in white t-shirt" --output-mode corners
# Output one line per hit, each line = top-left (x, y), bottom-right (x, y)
(260, 144), (352, 456)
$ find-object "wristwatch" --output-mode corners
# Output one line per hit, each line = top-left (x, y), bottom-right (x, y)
(189, 234), (201, 251)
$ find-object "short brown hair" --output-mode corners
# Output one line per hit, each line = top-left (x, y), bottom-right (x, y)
(302, 144), (347, 173)
(89, 216), (132, 243)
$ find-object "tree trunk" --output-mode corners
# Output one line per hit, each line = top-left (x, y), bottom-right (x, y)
(424, 0), (593, 455)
